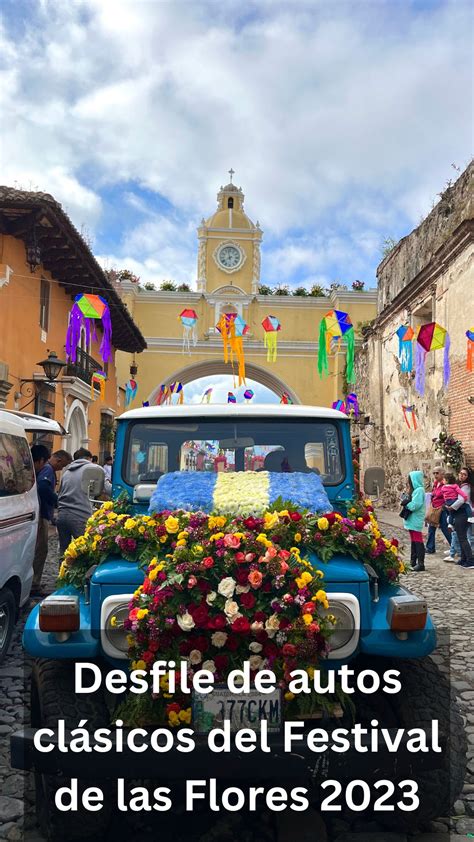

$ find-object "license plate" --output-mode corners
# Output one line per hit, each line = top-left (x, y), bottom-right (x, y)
(192, 686), (282, 733)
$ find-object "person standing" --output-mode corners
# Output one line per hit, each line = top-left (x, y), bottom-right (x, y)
(103, 455), (113, 482)
(402, 471), (426, 572)
(57, 448), (93, 555)
(31, 448), (72, 594)
(444, 467), (474, 561)
(425, 466), (452, 554)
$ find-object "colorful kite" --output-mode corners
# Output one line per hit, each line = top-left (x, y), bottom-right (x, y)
(179, 309), (198, 354)
(318, 309), (355, 384)
(243, 389), (254, 403)
(227, 392), (237, 404)
(142, 401), (150, 407)
(201, 387), (213, 404)
(125, 378), (138, 408)
(156, 382), (184, 405)
(90, 370), (107, 401)
(261, 315), (281, 362)
(332, 399), (346, 412)
(415, 322), (450, 395)
(467, 329), (474, 372)
(216, 312), (248, 386)
(396, 325), (415, 373)
(65, 293), (112, 366)
(402, 404), (417, 431)
(280, 392), (293, 405)
(346, 392), (359, 417)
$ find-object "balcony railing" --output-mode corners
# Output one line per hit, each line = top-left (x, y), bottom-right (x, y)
(66, 348), (103, 385)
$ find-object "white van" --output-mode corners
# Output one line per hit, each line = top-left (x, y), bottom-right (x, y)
(0, 410), (66, 661)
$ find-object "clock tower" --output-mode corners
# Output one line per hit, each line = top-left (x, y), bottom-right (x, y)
(196, 171), (263, 296)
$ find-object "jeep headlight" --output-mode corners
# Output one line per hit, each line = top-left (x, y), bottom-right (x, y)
(320, 594), (361, 659)
(100, 594), (135, 658)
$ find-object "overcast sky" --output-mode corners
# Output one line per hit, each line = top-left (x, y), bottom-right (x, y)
(1, 0), (472, 294)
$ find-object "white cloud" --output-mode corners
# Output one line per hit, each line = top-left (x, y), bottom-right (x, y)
(0, 0), (472, 284)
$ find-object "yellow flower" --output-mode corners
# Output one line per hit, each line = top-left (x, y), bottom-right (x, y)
(138, 526), (145, 534)
(58, 561), (68, 578)
(110, 615), (117, 628)
(334, 513), (342, 521)
(165, 516), (180, 534)
(364, 498), (372, 507)
(290, 547), (301, 556)
(294, 532), (302, 542)
(148, 567), (159, 581)
(136, 609), (149, 620)
(168, 711), (180, 727)
(132, 660), (146, 671)
(302, 613), (313, 625)
(176, 539), (187, 547)
(208, 515), (226, 530)
(314, 569), (324, 578)
(159, 535), (168, 543)
(317, 517), (329, 531)
(295, 570), (313, 589)
(399, 562), (406, 573)
(284, 691), (295, 701)
(178, 708), (192, 724)
(126, 634), (135, 646)
(178, 531), (189, 540)
(133, 586), (143, 598)
(263, 511), (279, 530)
(107, 512), (118, 520)
(124, 518), (137, 530)
(278, 510), (289, 518)
(149, 557), (158, 567)
(102, 501), (113, 510)
(349, 508), (356, 515)
(306, 666), (315, 678)
(314, 589), (327, 602)
(66, 547), (77, 559)
(210, 532), (225, 542)
(390, 545), (398, 555)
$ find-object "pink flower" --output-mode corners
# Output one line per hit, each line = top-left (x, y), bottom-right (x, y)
(224, 534), (241, 549)
(187, 575), (197, 588)
(265, 547), (277, 559)
(248, 570), (263, 589)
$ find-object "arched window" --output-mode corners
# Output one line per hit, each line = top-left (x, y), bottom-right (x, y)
(227, 197), (234, 209)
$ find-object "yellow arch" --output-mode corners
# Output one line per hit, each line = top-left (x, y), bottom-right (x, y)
(147, 358), (301, 405)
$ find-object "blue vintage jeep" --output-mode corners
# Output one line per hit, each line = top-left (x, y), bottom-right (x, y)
(12, 405), (466, 840)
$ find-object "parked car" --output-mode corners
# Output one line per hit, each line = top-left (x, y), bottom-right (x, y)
(0, 410), (65, 662)
(11, 404), (466, 840)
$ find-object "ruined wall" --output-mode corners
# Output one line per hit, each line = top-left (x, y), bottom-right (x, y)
(377, 163), (473, 311)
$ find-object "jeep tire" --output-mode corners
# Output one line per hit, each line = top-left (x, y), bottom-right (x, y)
(31, 658), (112, 842)
(0, 586), (16, 663)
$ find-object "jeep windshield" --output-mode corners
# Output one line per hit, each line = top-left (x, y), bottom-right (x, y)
(123, 418), (344, 487)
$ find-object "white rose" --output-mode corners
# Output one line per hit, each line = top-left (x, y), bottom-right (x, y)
(202, 659), (216, 673)
(236, 584), (250, 594)
(218, 577), (236, 599)
(249, 641), (263, 653)
(211, 631), (228, 648)
(251, 621), (264, 633)
(224, 599), (240, 618)
(265, 613), (280, 638)
(206, 591), (217, 605)
(249, 655), (264, 671)
(177, 612), (195, 632)
(189, 649), (202, 664)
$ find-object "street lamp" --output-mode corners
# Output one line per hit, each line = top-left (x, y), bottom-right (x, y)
(18, 351), (68, 411)
(38, 351), (67, 382)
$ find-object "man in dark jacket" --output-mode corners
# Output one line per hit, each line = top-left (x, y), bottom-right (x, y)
(57, 448), (94, 554)
(31, 446), (72, 594)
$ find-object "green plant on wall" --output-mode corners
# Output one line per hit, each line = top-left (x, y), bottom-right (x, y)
(433, 430), (464, 472)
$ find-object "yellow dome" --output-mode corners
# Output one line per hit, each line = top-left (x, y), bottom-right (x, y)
(205, 183), (256, 230)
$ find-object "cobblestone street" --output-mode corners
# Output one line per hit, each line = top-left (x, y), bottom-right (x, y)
(1, 516), (473, 842)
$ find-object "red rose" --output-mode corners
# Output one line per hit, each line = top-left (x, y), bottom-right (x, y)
(254, 611), (266, 622)
(166, 702), (181, 715)
(193, 635), (208, 653)
(202, 556), (214, 568)
(302, 602), (315, 614)
(240, 591), (256, 609)
(236, 568), (250, 585)
(279, 617), (290, 629)
(149, 640), (160, 653)
(189, 603), (209, 627)
(262, 581), (272, 592)
(142, 650), (154, 664)
(214, 654), (228, 672)
(263, 641), (278, 657)
(290, 512), (302, 522)
(244, 516), (262, 530)
(279, 550), (291, 561)
(391, 538), (399, 547)
(325, 512), (336, 525)
(179, 639), (193, 656)
(226, 635), (240, 651)
(354, 520), (365, 532)
(282, 643), (297, 657)
(235, 552), (246, 563)
(232, 616), (250, 633)
(209, 614), (226, 630)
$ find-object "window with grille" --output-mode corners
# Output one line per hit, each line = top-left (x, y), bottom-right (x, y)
(39, 278), (50, 331)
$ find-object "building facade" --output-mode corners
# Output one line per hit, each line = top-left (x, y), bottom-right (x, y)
(0, 188), (145, 457)
(356, 163), (474, 503)
(116, 179), (377, 406)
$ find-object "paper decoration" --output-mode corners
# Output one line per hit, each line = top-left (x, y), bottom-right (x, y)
(402, 405), (417, 430)
(346, 393), (359, 417)
(90, 370), (106, 401)
(467, 329), (474, 371)
(142, 401), (150, 407)
(318, 309), (355, 384)
(227, 392), (237, 404)
(280, 392), (293, 404)
(156, 382), (184, 405)
(396, 325), (415, 372)
(201, 387), (213, 404)
(65, 294), (112, 366)
(216, 313), (248, 386)
(179, 309), (198, 354)
(332, 399), (346, 412)
(243, 389), (254, 403)
(262, 315), (281, 362)
(415, 322), (450, 395)
(125, 378), (138, 407)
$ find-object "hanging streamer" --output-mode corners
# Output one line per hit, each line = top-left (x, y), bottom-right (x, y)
(125, 378), (138, 407)
(346, 392), (359, 417)
(156, 382), (184, 405)
(280, 392), (293, 404)
(65, 293), (112, 366)
(216, 313), (248, 386)
(467, 329), (474, 371)
(395, 325), (415, 372)
(415, 322), (450, 395)
(318, 309), (355, 384)
(179, 309), (198, 354)
(90, 370), (107, 401)
(262, 316), (281, 362)
(402, 405), (417, 430)
(201, 387), (213, 404)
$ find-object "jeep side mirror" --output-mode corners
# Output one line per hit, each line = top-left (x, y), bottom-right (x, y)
(80, 464), (105, 498)
(364, 467), (385, 498)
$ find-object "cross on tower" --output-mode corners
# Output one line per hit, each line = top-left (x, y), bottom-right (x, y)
(228, 168), (235, 183)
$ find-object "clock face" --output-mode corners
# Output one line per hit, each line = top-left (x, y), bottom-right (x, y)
(218, 245), (241, 269)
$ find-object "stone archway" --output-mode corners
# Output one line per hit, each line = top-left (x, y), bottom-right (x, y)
(64, 401), (88, 454)
(148, 359), (301, 405)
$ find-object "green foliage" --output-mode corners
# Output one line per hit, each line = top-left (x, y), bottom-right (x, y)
(433, 431), (464, 472)
(381, 236), (397, 257)
(143, 282), (156, 290)
(258, 284), (273, 295)
(292, 286), (309, 297)
(274, 285), (290, 296)
(160, 280), (177, 291)
(177, 283), (191, 292)
(309, 284), (327, 297)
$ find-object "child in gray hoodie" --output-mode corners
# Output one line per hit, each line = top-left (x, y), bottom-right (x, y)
(57, 448), (93, 554)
